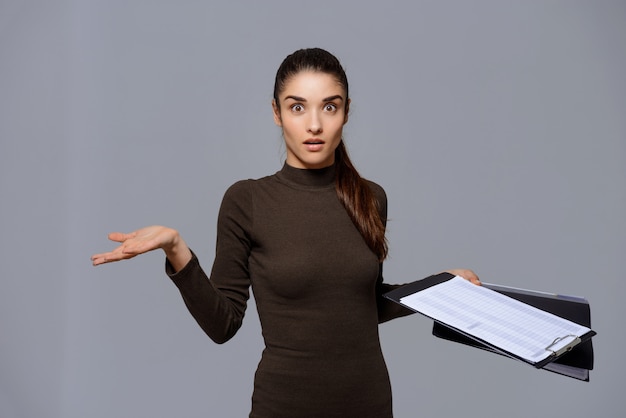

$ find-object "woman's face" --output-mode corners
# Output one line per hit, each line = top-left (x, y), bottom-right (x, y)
(272, 71), (349, 169)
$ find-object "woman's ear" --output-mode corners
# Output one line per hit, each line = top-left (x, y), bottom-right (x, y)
(272, 100), (282, 127)
(344, 98), (351, 124)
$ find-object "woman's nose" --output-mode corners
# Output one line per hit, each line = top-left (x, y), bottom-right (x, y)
(307, 111), (322, 134)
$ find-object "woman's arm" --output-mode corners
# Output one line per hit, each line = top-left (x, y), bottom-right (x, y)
(91, 181), (254, 344)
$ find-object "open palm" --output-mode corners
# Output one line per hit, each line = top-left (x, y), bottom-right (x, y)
(91, 225), (177, 266)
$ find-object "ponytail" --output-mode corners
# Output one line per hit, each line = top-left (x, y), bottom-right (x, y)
(335, 141), (388, 261)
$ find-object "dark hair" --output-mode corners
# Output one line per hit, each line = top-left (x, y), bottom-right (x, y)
(273, 48), (388, 261)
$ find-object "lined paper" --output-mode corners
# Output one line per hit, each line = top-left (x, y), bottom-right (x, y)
(400, 277), (591, 363)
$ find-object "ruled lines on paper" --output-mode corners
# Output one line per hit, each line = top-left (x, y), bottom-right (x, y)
(400, 277), (591, 363)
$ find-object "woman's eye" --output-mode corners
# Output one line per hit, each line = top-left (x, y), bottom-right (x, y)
(324, 103), (337, 112)
(290, 104), (304, 112)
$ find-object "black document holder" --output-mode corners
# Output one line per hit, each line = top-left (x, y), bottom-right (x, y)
(384, 273), (596, 381)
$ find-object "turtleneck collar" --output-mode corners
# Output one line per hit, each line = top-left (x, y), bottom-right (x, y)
(275, 162), (336, 189)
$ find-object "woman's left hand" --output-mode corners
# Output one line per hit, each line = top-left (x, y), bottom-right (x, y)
(446, 269), (481, 285)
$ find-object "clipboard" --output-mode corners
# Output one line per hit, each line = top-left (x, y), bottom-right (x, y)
(431, 281), (595, 381)
(384, 273), (597, 376)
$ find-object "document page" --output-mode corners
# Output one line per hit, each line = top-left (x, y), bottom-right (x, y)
(400, 276), (592, 364)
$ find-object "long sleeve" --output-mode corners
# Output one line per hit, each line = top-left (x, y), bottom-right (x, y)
(167, 181), (254, 344)
(376, 265), (414, 323)
(367, 180), (414, 323)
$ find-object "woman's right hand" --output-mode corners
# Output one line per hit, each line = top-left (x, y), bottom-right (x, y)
(91, 225), (192, 271)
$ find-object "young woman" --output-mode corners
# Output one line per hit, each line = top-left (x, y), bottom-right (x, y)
(91, 48), (480, 418)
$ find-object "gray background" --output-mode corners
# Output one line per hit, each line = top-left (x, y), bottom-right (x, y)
(1, 1), (625, 417)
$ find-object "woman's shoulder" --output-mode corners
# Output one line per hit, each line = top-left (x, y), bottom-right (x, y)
(222, 172), (278, 199)
(364, 179), (387, 204)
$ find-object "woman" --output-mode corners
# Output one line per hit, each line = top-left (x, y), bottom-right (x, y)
(91, 48), (479, 418)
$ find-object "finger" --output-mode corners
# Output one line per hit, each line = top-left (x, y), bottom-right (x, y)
(91, 250), (136, 266)
(468, 273), (481, 286)
(90, 251), (112, 263)
(447, 269), (481, 286)
(91, 253), (111, 266)
(92, 255), (115, 266)
(108, 231), (137, 243)
(462, 271), (481, 286)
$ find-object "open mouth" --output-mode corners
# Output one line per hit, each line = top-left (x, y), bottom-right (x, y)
(304, 139), (325, 151)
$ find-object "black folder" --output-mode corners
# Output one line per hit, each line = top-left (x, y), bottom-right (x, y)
(384, 273), (596, 381)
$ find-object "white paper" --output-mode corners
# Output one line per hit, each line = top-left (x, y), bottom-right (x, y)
(400, 277), (592, 363)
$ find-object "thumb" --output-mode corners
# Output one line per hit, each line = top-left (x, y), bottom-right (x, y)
(108, 231), (136, 243)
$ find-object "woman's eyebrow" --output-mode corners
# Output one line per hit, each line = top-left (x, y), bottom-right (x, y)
(283, 95), (344, 102)
(283, 95), (306, 102)
(323, 95), (344, 102)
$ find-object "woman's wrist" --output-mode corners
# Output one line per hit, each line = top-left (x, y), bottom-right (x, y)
(163, 230), (192, 272)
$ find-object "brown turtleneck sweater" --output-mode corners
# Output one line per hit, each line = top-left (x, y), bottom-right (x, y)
(167, 163), (412, 418)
